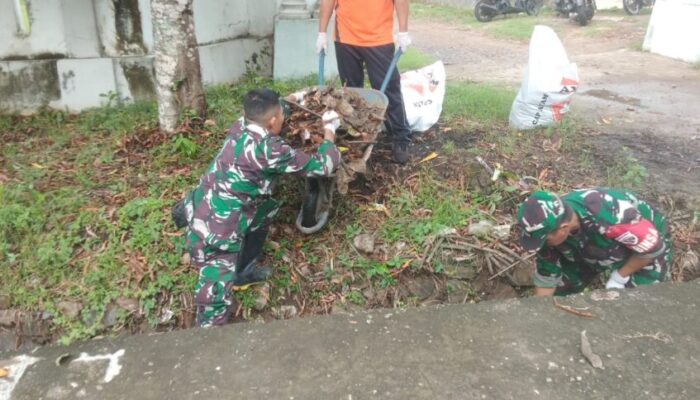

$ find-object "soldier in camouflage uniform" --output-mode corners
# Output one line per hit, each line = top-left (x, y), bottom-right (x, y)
(183, 88), (342, 327)
(517, 188), (672, 296)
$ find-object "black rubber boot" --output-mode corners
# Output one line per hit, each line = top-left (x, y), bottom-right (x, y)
(232, 261), (272, 291)
(392, 142), (410, 164)
(233, 227), (271, 290)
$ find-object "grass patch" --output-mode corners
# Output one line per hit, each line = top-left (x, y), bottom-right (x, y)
(411, 1), (479, 27)
(443, 81), (516, 125)
(398, 48), (435, 71)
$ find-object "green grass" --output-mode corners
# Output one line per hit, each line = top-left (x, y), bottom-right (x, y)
(398, 48), (435, 71)
(411, 1), (479, 27)
(443, 81), (516, 124)
(0, 73), (317, 344)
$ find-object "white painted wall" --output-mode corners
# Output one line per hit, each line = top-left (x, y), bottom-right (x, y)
(1, 0), (282, 113)
(643, 0), (700, 63)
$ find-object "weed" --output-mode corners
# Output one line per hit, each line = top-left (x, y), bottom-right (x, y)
(607, 146), (649, 190)
(346, 290), (365, 306)
(443, 81), (515, 125)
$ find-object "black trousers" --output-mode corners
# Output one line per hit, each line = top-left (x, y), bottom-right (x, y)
(334, 42), (411, 144)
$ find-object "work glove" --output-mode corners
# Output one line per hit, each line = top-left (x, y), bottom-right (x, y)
(291, 90), (307, 105)
(605, 270), (630, 290)
(322, 110), (341, 133)
(396, 32), (412, 52)
(316, 32), (327, 54)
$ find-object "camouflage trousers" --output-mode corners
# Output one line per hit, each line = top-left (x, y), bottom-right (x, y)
(555, 238), (672, 296)
(186, 229), (241, 327)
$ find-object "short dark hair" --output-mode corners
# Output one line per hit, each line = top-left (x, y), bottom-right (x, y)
(243, 88), (281, 122)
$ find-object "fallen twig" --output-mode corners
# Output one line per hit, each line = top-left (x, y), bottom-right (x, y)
(553, 298), (597, 318)
(581, 330), (604, 369)
(488, 253), (536, 281)
(616, 332), (673, 344)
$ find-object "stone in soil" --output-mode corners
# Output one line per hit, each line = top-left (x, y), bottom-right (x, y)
(353, 233), (375, 254)
(0, 294), (10, 310)
(446, 280), (473, 304)
(402, 276), (437, 301)
(57, 301), (83, 320)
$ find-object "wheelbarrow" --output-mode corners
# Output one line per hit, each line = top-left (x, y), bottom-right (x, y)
(295, 49), (402, 234)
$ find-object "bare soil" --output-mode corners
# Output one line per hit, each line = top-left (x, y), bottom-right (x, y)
(412, 13), (700, 202)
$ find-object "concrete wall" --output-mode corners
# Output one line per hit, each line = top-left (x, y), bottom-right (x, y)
(643, 0), (700, 63)
(0, 0), (276, 113)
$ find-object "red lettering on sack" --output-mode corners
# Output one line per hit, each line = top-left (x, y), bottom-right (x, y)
(606, 220), (660, 254)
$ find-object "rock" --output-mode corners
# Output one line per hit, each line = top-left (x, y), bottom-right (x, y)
(180, 252), (191, 266)
(468, 220), (494, 237)
(440, 251), (477, 280)
(273, 305), (297, 319)
(57, 301), (83, 319)
(0, 294), (10, 309)
(446, 280), (473, 304)
(511, 262), (535, 286)
(0, 309), (19, 327)
(254, 284), (270, 311)
(488, 283), (518, 300)
(405, 276), (437, 301)
(115, 297), (140, 314)
(353, 233), (375, 254)
(493, 224), (512, 240)
(437, 227), (458, 237)
(102, 304), (120, 327)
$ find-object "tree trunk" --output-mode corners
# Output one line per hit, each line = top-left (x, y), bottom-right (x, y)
(151, 0), (206, 133)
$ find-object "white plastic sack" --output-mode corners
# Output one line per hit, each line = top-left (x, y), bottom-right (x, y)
(400, 61), (446, 133)
(509, 25), (579, 130)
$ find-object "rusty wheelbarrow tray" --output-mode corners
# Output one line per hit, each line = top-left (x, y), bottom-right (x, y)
(295, 50), (401, 234)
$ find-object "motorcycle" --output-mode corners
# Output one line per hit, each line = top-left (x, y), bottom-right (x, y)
(623, 0), (654, 15)
(554, 0), (596, 26)
(474, 0), (543, 23)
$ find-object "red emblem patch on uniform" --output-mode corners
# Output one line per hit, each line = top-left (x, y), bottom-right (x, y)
(606, 219), (660, 253)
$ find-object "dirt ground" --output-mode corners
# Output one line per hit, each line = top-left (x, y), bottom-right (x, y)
(412, 13), (700, 202)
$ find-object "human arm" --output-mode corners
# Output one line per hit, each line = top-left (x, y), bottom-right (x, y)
(395, 0), (409, 33)
(531, 248), (563, 297)
(604, 215), (666, 288)
(533, 287), (556, 297)
(317, 0), (336, 53)
(318, 0), (335, 33)
(394, 0), (411, 52)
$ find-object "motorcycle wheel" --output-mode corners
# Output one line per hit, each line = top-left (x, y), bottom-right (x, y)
(525, 0), (543, 16)
(576, 3), (594, 25)
(623, 0), (641, 15)
(474, 0), (496, 22)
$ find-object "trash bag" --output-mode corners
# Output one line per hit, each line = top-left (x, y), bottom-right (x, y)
(509, 25), (579, 130)
(401, 61), (446, 133)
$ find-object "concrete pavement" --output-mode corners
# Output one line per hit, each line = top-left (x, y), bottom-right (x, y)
(2, 280), (699, 399)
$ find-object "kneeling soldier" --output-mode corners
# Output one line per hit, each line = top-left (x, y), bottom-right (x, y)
(183, 88), (341, 327)
(517, 188), (672, 297)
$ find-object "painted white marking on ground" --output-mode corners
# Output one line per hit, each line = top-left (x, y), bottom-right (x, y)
(73, 349), (126, 383)
(0, 354), (41, 399)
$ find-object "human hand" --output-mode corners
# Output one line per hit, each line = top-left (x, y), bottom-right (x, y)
(290, 90), (307, 104)
(396, 32), (412, 52)
(322, 110), (340, 141)
(605, 270), (630, 289)
(316, 32), (327, 54)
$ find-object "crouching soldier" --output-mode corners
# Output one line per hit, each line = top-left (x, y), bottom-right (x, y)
(182, 88), (341, 327)
(516, 188), (672, 297)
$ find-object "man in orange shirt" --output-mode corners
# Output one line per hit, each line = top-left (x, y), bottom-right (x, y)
(317, 0), (413, 164)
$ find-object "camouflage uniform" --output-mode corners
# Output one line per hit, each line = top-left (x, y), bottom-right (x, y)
(518, 189), (671, 295)
(184, 118), (341, 327)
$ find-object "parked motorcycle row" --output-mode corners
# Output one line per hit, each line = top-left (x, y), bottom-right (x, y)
(474, 0), (653, 26)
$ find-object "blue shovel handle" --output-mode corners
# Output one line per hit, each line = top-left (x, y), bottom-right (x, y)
(318, 49), (326, 87)
(379, 49), (403, 94)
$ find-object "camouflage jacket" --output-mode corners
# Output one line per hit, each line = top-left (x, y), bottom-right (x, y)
(535, 188), (669, 288)
(184, 118), (341, 252)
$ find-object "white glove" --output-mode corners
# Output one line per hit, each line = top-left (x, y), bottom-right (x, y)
(605, 270), (630, 290)
(322, 110), (340, 133)
(396, 32), (412, 52)
(316, 32), (327, 54)
(291, 90), (307, 104)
